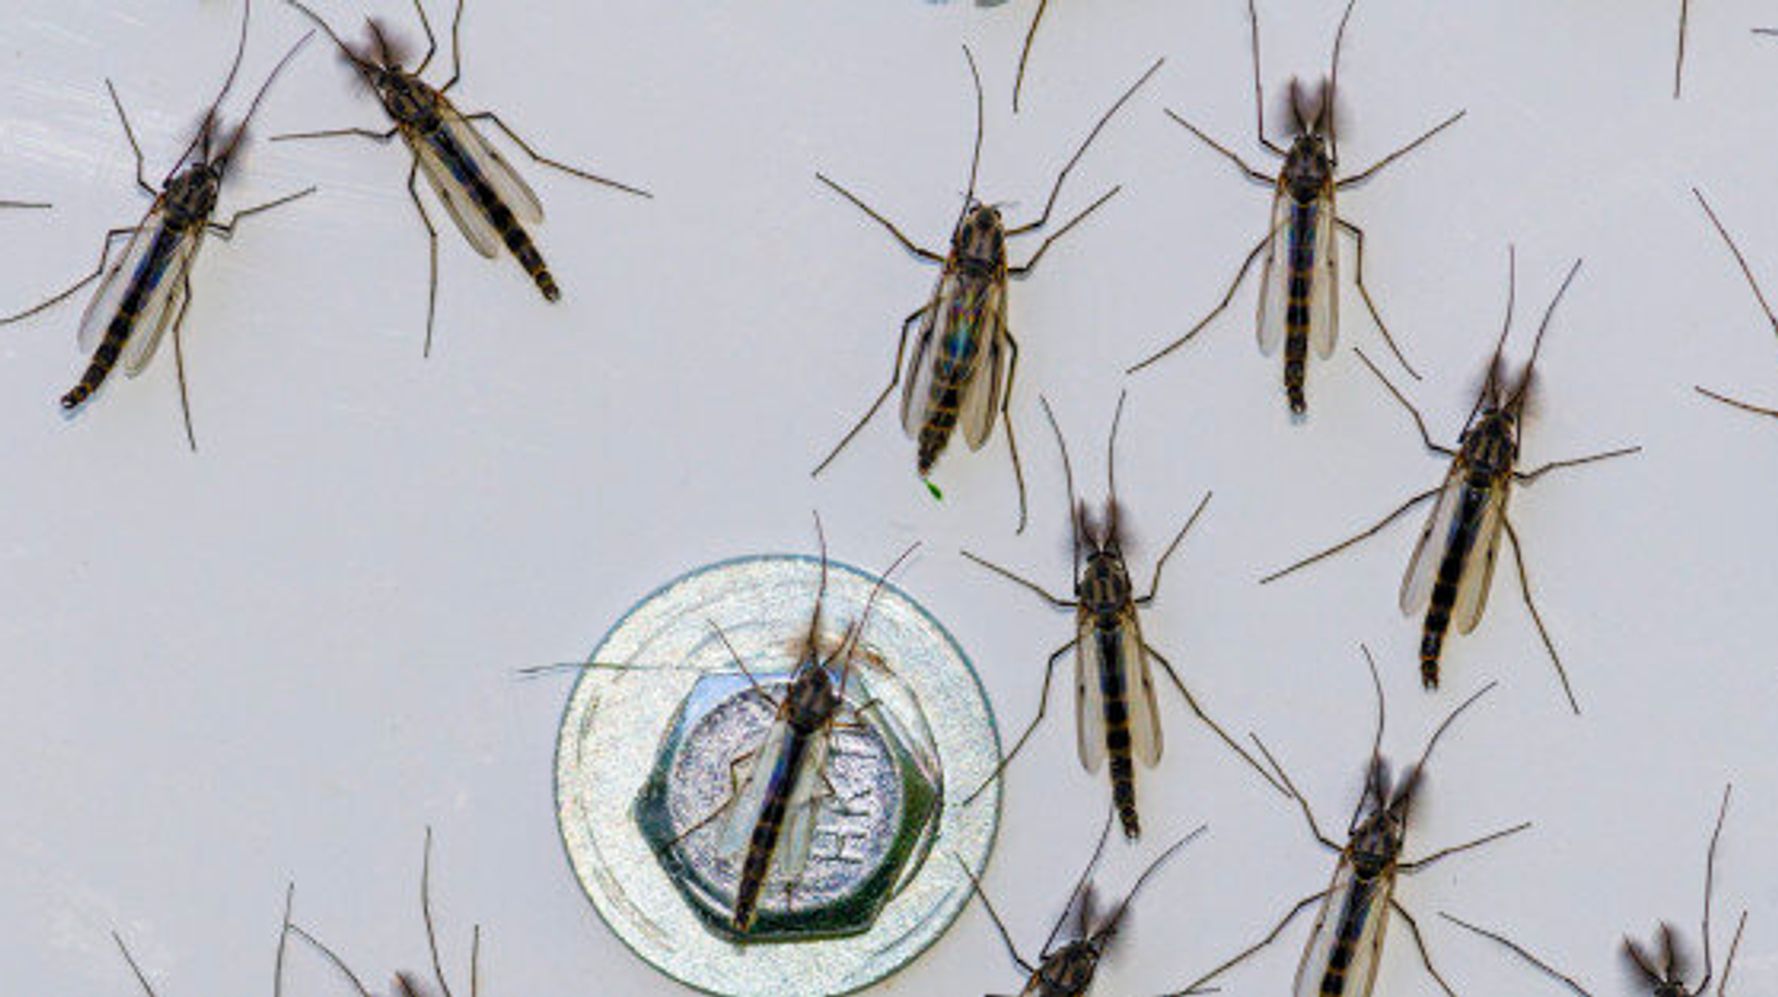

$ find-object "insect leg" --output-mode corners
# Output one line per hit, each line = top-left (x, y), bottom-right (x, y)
(462, 112), (652, 198)
(670, 747), (763, 848)
(1008, 57), (1162, 236)
(208, 187), (319, 238)
(1697, 784), (1734, 992)
(112, 932), (160, 997)
(401, 159), (443, 358)
(468, 924), (480, 997)
(1334, 109), (1466, 189)
(285, 924), (376, 996)
(1126, 230), (1272, 374)
(1694, 187), (1778, 336)
(102, 81), (154, 197)
(169, 271), (199, 452)
(1000, 329), (1030, 534)
(1398, 821), (1532, 873)
(1166, 889), (1330, 995)
(959, 552), (1075, 607)
(1675, 0), (1690, 99)
(1008, 185), (1121, 275)
(1246, 734), (1342, 851)
(1696, 387), (1778, 418)
(814, 174), (945, 263)
(0, 225), (140, 325)
(1389, 900), (1459, 997)
(1257, 486), (1441, 585)
(1336, 218), (1421, 380)
(1144, 644), (1286, 796)
(274, 882), (294, 997)
(707, 619), (783, 711)
(410, 0), (441, 76)
(1243, 0), (1286, 156)
(1719, 911), (1749, 997)
(1438, 912), (1594, 997)
(950, 854), (1036, 974)
(442, 0), (468, 92)
(1163, 109), (1275, 184)
(963, 639), (1072, 806)
(420, 829), (457, 997)
(0, 199), (51, 209)
(1500, 514), (1578, 714)
(1136, 490), (1211, 606)
(811, 303), (929, 477)
(1352, 348), (1452, 455)
(1514, 446), (1640, 483)
(1010, 0), (1050, 113)
(272, 125), (400, 143)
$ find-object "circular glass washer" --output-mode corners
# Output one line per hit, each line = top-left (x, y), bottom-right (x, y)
(554, 553), (1001, 996)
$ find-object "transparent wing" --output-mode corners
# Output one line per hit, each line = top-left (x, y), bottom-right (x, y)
(438, 101), (543, 226)
(1309, 187), (1339, 360)
(1293, 857), (1392, 997)
(1400, 460), (1466, 616)
(122, 230), (202, 376)
(1074, 619), (1106, 773)
(410, 130), (503, 259)
(772, 729), (830, 883)
(958, 280), (1008, 450)
(77, 210), (162, 353)
(899, 272), (952, 437)
(1453, 485), (1508, 634)
(1126, 613), (1164, 767)
(1255, 186), (1290, 356)
(716, 716), (793, 863)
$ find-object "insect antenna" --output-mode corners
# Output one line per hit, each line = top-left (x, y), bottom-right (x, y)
(832, 538), (921, 700)
(807, 510), (832, 653)
(1693, 784), (1733, 993)
(1011, 0), (1051, 113)
(218, 29), (318, 169)
(1326, 0), (1361, 156)
(1012, 56), (1164, 236)
(955, 44), (987, 229)
(1719, 911), (1748, 997)
(1345, 644), (1388, 833)
(1675, 0), (1689, 99)
(162, 0), (254, 178)
(284, 0), (361, 63)
(1094, 823), (1209, 946)
(419, 827), (459, 997)
(1505, 257), (1584, 419)
(951, 852), (1036, 974)
(1462, 246), (1518, 429)
(1103, 387), (1129, 550)
(285, 921), (378, 997)
(1037, 395), (1084, 587)
(1040, 807), (1116, 955)
(112, 932), (161, 997)
(1396, 680), (1497, 813)
(1623, 936), (1666, 988)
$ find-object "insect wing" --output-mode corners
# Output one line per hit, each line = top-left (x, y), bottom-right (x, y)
(1255, 186), (1291, 356)
(1453, 484), (1508, 634)
(411, 130), (504, 259)
(438, 101), (543, 226)
(1074, 617), (1107, 773)
(1292, 856), (1392, 997)
(1309, 187), (1339, 360)
(77, 212), (161, 354)
(773, 726), (831, 882)
(958, 280), (1008, 450)
(716, 714), (794, 863)
(1400, 460), (1465, 616)
(122, 229), (202, 376)
(897, 274), (950, 437)
(1126, 613), (1163, 766)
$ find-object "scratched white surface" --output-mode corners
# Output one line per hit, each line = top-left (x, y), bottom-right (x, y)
(1, 1), (1775, 995)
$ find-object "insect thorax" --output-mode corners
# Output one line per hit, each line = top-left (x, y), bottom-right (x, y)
(1347, 813), (1404, 880)
(782, 658), (841, 732)
(1032, 941), (1100, 995)
(1077, 551), (1133, 626)
(1282, 135), (1332, 204)
(951, 204), (1008, 278)
(375, 70), (442, 129)
(1462, 410), (1518, 478)
(162, 167), (221, 229)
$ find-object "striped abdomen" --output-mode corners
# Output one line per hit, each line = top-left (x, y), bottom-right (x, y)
(1419, 473), (1493, 687)
(62, 226), (180, 410)
(1282, 201), (1318, 414)
(428, 128), (559, 301)
(1095, 626), (1141, 839)
(915, 305), (986, 475)
(731, 726), (812, 931)
(1318, 876), (1380, 996)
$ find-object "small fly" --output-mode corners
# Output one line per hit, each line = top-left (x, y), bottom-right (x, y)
(0, 1), (315, 450)
(112, 883), (297, 997)
(1126, 0), (1465, 415)
(1260, 250), (1639, 713)
(286, 828), (485, 997)
(1442, 785), (1748, 997)
(811, 47), (1163, 533)
(960, 809), (1207, 997)
(960, 390), (1283, 839)
(1170, 651), (1528, 997)
(279, 0), (651, 356)
(1692, 187), (1778, 421)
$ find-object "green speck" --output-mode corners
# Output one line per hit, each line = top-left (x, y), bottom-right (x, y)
(924, 479), (944, 501)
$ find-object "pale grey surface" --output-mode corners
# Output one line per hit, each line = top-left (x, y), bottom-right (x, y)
(1, 1), (1776, 995)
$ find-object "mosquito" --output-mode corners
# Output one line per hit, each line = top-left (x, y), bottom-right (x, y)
(1442, 785), (1748, 997)
(1168, 651), (1528, 997)
(1691, 187), (1778, 419)
(1259, 250), (1639, 713)
(811, 46), (1163, 533)
(960, 390), (1282, 839)
(0, 1), (315, 450)
(960, 808), (1208, 996)
(112, 883), (297, 997)
(286, 828), (484, 997)
(278, 0), (651, 356)
(1126, 0), (1463, 415)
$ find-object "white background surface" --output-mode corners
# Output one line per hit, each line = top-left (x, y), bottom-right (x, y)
(2, 1), (1775, 994)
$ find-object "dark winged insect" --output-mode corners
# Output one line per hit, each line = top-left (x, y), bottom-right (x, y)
(1259, 250), (1639, 713)
(1441, 785), (1747, 997)
(279, 0), (651, 356)
(0, 1), (315, 450)
(1692, 187), (1778, 420)
(1126, 0), (1465, 415)
(960, 809), (1207, 997)
(286, 828), (484, 997)
(1169, 652), (1528, 997)
(811, 46), (1162, 533)
(960, 391), (1282, 839)
(112, 883), (297, 997)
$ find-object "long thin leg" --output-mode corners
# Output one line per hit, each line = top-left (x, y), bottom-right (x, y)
(272, 125), (399, 143)
(1501, 514), (1579, 714)
(1398, 822), (1532, 873)
(963, 640), (1072, 806)
(1247, 734), (1342, 851)
(113, 932), (160, 997)
(1675, 0), (1690, 99)
(442, 0), (468, 92)
(1145, 645), (1286, 796)
(0, 225), (139, 325)
(104, 81), (154, 196)
(1352, 348), (1451, 455)
(1335, 110), (1466, 188)
(170, 273), (198, 451)
(815, 174), (944, 264)
(1007, 57), (1162, 236)
(1011, 0), (1050, 113)
(1163, 109), (1276, 184)
(1167, 890), (1328, 995)
(1696, 386), (1778, 417)
(1514, 446), (1640, 483)
(1719, 910), (1748, 997)
(463, 111), (651, 198)
(1244, 0), (1286, 156)
(811, 304), (929, 477)
(274, 882), (296, 997)
(1137, 490), (1211, 606)
(1391, 901), (1458, 997)
(208, 187), (318, 237)
(1258, 486), (1440, 585)
(421, 829), (457, 997)
(960, 551), (1074, 608)
(286, 924), (377, 997)
(951, 854), (1035, 974)
(1697, 783), (1733, 991)
(1127, 230), (1273, 374)
(1337, 217), (1421, 380)
(707, 619), (781, 710)
(404, 160), (443, 357)
(671, 747), (760, 845)
(410, 0), (441, 75)
(468, 924), (480, 997)
(1438, 913), (1594, 997)
(0, 199), (51, 209)
(1000, 330), (1030, 534)
(1008, 185), (1120, 275)
(1693, 187), (1778, 338)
